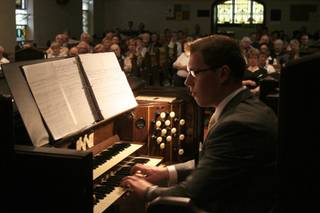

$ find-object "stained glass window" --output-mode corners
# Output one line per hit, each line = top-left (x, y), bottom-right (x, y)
(216, 0), (264, 24)
(217, 0), (233, 24)
(16, 0), (28, 42)
(252, 1), (264, 23)
(82, 0), (93, 33)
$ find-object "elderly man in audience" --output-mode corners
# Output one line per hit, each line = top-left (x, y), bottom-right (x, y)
(269, 39), (285, 70)
(77, 41), (91, 54)
(239, 36), (253, 64)
(80, 32), (91, 44)
(80, 32), (93, 51)
(47, 34), (69, 57)
(110, 43), (125, 69)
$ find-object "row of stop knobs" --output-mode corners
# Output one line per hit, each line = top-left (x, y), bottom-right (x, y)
(151, 111), (186, 155)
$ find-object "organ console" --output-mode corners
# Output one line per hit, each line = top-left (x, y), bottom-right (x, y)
(115, 87), (202, 164)
(2, 59), (203, 213)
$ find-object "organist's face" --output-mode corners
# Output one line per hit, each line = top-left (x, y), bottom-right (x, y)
(185, 51), (223, 108)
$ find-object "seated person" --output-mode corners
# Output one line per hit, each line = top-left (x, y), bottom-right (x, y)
(110, 43), (125, 70)
(120, 35), (278, 213)
(172, 41), (192, 87)
(258, 52), (276, 75)
(0, 45), (10, 76)
(15, 42), (46, 61)
(51, 34), (69, 55)
(0, 45), (10, 65)
(46, 42), (68, 58)
(123, 39), (138, 75)
(93, 44), (105, 53)
(77, 41), (91, 54)
(243, 48), (268, 94)
(68, 47), (79, 57)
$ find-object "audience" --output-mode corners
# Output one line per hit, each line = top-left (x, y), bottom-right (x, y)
(5, 25), (319, 88)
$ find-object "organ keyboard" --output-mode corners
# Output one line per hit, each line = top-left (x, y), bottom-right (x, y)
(93, 142), (143, 180)
(93, 156), (162, 213)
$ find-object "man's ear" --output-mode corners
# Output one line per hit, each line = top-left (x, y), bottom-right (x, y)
(218, 65), (231, 84)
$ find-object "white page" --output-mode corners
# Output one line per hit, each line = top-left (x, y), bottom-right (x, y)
(79, 52), (137, 119)
(23, 58), (95, 140)
(136, 96), (176, 103)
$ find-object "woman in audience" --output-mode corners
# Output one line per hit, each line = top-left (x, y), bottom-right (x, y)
(243, 48), (268, 94)
(46, 42), (68, 58)
(258, 51), (276, 74)
(123, 38), (137, 75)
(172, 41), (192, 87)
(0, 46), (10, 64)
(0, 45), (10, 76)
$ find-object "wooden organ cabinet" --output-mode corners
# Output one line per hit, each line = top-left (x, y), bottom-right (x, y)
(116, 86), (203, 164)
(2, 59), (203, 213)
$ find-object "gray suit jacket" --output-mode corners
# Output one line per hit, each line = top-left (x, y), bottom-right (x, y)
(150, 89), (278, 213)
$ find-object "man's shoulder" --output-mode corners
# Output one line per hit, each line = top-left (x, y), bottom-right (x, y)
(221, 93), (276, 125)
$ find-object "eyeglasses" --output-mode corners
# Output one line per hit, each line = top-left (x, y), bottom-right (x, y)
(187, 66), (214, 78)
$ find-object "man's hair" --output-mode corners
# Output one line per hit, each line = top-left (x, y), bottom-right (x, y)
(190, 34), (246, 80)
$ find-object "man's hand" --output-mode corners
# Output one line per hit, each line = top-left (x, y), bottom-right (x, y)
(120, 175), (153, 199)
(130, 163), (169, 184)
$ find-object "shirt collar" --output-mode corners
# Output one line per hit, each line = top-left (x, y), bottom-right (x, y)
(213, 86), (246, 121)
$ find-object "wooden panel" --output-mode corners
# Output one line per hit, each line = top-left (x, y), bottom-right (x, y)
(115, 94), (196, 164)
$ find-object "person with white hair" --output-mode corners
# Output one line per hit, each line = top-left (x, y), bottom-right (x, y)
(0, 45), (10, 76)
(0, 46), (10, 70)
(46, 42), (68, 58)
(0, 46), (9, 63)
(239, 36), (253, 64)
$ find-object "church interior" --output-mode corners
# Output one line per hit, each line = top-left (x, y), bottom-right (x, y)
(1, 0), (320, 212)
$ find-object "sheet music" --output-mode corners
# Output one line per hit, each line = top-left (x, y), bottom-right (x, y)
(135, 96), (176, 103)
(79, 53), (138, 119)
(23, 58), (95, 140)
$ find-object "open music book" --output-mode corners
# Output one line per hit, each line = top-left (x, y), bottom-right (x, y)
(22, 52), (137, 141)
